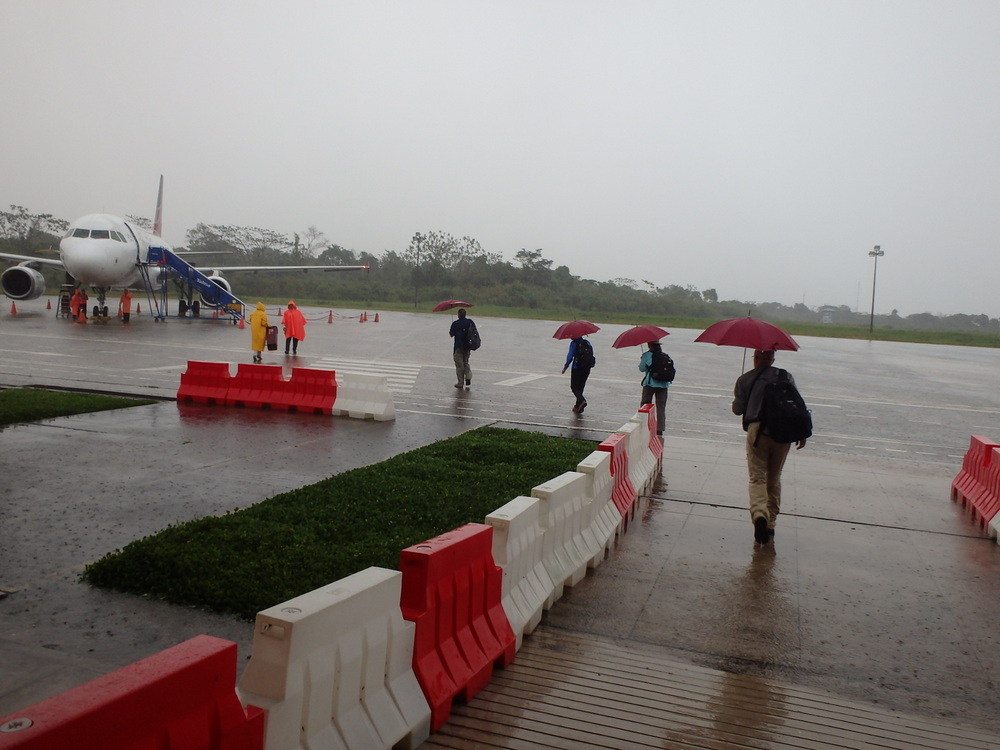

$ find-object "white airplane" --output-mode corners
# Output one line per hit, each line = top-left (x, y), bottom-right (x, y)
(0, 176), (367, 318)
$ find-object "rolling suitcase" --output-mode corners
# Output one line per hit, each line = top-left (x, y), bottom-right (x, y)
(266, 325), (278, 351)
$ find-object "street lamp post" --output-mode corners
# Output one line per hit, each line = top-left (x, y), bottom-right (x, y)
(868, 244), (884, 333)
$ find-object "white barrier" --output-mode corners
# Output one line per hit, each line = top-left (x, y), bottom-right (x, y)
(238, 567), (430, 750)
(622, 414), (656, 495)
(531, 471), (591, 589)
(576, 449), (620, 563)
(485, 496), (554, 649)
(333, 372), (396, 421)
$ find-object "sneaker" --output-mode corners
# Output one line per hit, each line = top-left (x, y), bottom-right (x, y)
(754, 517), (770, 544)
(465, 379), (471, 386)
(578, 400), (587, 413)
(455, 383), (463, 388)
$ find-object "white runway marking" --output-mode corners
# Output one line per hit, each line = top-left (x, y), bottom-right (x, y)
(496, 374), (548, 386)
(311, 357), (420, 394)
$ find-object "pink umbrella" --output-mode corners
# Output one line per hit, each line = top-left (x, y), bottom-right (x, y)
(611, 325), (670, 349)
(694, 316), (798, 351)
(553, 320), (600, 339)
(432, 299), (473, 312)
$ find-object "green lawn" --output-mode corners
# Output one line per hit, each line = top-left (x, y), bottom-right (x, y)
(83, 427), (597, 620)
(0, 387), (156, 427)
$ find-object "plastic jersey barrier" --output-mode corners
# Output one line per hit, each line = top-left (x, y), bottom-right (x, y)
(237, 567), (430, 750)
(531, 471), (593, 589)
(638, 403), (664, 462)
(486, 495), (555, 648)
(981, 447), (1000, 534)
(399, 523), (516, 734)
(575, 450), (620, 563)
(617, 419), (654, 497)
(951, 435), (1000, 528)
(177, 360), (232, 404)
(0, 635), (263, 750)
(225, 363), (285, 408)
(332, 372), (396, 421)
(598, 433), (637, 527)
(290, 367), (337, 415)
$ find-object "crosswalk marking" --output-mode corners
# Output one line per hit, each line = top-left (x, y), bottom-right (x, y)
(310, 357), (420, 394)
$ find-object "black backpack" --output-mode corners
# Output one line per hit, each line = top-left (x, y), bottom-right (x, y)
(574, 339), (596, 368)
(649, 350), (675, 382)
(466, 321), (481, 351)
(760, 370), (812, 443)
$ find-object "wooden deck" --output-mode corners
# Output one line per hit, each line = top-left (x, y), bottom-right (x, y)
(419, 627), (1000, 750)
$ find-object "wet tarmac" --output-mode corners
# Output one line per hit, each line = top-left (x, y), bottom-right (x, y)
(1, 300), (999, 736)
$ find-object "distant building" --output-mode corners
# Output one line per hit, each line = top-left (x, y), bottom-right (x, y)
(818, 305), (838, 324)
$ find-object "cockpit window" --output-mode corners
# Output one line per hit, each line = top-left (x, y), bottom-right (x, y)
(90, 230), (111, 240)
(113, 231), (128, 242)
(72, 228), (90, 238)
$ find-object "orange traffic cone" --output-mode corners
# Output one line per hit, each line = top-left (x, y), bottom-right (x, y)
(46, 299), (51, 310)
(212, 309), (218, 319)
(239, 317), (245, 329)
(328, 310), (333, 323)
(136, 303), (141, 314)
(374, 313), (380, 323)
(10, 302), (16, 315)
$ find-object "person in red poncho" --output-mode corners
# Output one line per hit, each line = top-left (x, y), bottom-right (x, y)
(281, 301), (307, 355)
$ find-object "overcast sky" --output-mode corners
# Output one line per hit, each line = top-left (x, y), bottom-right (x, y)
(3, 1), (999, 317)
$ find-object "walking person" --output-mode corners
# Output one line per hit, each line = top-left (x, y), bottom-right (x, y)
(281, 301), (307, 355)
(118, 288), (133, 323)
(249, 301), (269, 362)
(448, 308), (478, 389)
(562, 336), (595, 413)
(639, 340), (673, 435)
(732, 349), (808, 545)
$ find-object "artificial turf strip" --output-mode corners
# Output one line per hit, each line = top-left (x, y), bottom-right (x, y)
(0, 387), (156, 427)
(83, 426), (597, 620)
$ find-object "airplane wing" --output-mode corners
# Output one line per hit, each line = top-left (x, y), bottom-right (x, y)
(198, 265), (368, 273)
(0, 252), (65, 269)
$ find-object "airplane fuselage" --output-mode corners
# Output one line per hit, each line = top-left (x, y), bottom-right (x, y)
(58, 213), (167, 290)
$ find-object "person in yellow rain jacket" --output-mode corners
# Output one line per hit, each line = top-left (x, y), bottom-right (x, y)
(281, 300), (307, 355)
(249, 301), (269, 362)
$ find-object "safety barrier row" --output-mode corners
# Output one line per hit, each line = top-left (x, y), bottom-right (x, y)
(1, 408), (661, 749)
(951, 435), (1000, 538)
(0, 636), (263, 749)
(177, 361), (395, 421)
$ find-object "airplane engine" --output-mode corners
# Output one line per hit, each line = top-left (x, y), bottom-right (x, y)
(199, 274), (232, 307)
(1, 265), (46, 300)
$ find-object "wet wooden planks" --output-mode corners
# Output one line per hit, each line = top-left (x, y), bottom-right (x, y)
(419, 627), (999, 750)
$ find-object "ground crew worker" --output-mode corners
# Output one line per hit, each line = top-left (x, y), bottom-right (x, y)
(119, 288), (133, 323)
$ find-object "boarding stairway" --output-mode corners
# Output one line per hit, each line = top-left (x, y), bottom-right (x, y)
(142, 246), (246, 322)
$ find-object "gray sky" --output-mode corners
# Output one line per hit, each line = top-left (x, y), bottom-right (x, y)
(3, 0), (999, 317)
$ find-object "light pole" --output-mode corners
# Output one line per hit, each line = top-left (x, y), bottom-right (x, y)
(868, 245), (884, 333)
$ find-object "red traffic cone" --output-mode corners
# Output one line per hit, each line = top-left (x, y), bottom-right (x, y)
(9, 302), (16, 315)
(136, 303), (141, 314)
(239, 317), (245, 329)
(328, 310), (333, 323)
(374, 313), (380, 323)
(46, 299), (51, 310)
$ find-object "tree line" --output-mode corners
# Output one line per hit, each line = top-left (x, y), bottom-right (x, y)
(2, 205), (997, 333)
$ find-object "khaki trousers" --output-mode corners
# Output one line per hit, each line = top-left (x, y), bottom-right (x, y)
(453, 348), (471, 385)
(745, 422), (791, 528)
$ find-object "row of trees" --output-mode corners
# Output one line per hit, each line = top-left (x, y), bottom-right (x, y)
(2, 205), (998, 333)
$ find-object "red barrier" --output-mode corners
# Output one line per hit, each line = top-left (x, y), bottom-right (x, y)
(979, 447), (1000, 526)
(598, 433), (636, 525)
(225, 363), (286, 408)
(639, 403), (663, 460)
(0, 635), (263, 750)
(400, 523), (516, 733)
(951, 436), (1000, 527)
(288, 367), (338, 414)
(177, 361), (232, 404)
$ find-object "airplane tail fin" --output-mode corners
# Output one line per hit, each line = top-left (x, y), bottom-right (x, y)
(153, 174), (164, 237)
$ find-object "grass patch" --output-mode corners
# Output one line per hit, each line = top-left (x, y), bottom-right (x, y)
(83, 427), (596, 620)
(0, 387), (157, 427)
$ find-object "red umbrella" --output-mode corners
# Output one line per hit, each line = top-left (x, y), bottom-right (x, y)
(694, 317), (799, 351)
(611, 325), (670, 349)
(553, 320), (600, 339)
(432, 299), (473, 312)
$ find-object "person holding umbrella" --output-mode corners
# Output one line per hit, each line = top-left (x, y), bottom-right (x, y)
(732, 349), (808, 545)
(638, 340), (673, 435)
(562, 336), (596, 413)
(448, 308), (478, 388)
